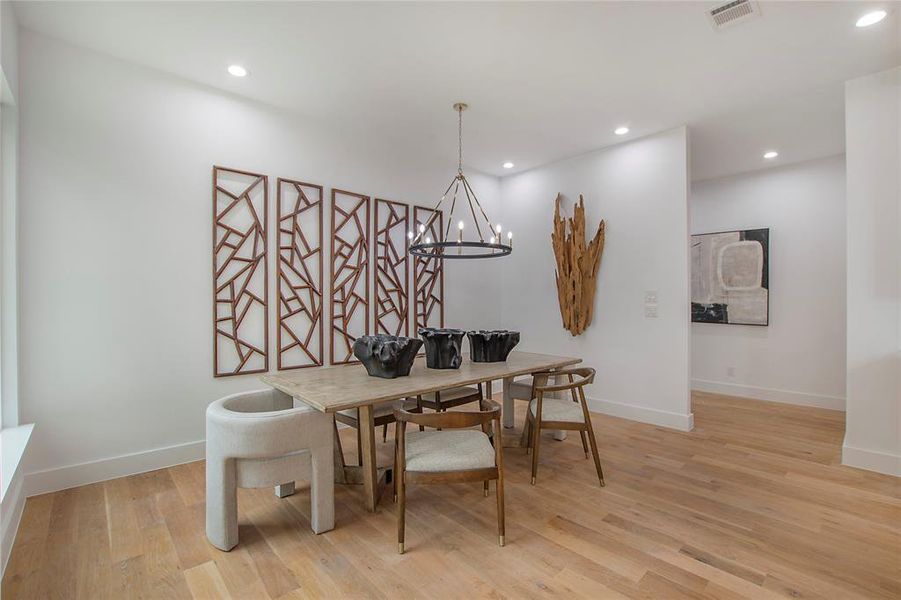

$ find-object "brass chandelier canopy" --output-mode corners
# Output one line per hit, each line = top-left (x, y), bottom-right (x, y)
(409, 103), (513, 260)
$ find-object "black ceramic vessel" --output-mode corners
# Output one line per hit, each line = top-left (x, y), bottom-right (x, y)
(418, 327), (466, 369)
(352, 335), (423, 379)
(467, 330), (521, 362)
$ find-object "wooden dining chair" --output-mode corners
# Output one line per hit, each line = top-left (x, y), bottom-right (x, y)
(393, 398), (505, 554)
(335, 399), (419, 465)
(524, 367), (605, 487)
(416, 385), (483, 413)
(504, 373), (568, 441)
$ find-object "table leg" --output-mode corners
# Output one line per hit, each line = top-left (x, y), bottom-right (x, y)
(501, 377), (515, 429)
(358, 404), (379, 512)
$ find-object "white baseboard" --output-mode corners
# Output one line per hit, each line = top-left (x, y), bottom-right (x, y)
(1, 470), (26, 576)
(587, 397), (694, 432)
(25, 439), (205, 498)
(20, 395), (696, 499)
(692, 378), (845, 411)
(22, 418), (357, 498)
(842, 444), (901, 477)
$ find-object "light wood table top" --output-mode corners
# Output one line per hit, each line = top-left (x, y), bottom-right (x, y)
(261, 351), (581, 413)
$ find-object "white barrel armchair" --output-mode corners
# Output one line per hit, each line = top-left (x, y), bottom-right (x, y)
(206, 388), (335, 551)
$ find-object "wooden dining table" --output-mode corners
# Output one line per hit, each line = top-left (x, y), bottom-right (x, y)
(261, 350), (581, 511)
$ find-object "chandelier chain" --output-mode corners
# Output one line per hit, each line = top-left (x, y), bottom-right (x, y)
(457, 105), (463, 174)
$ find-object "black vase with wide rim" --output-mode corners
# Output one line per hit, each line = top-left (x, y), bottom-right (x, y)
(467, 330), (520, 363)
(418, 327), (466, 369)
(352, 335), (424, 379)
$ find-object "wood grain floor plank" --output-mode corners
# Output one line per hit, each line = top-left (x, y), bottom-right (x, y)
(184, 560), (232, 599)
(74, 483), (113, 599)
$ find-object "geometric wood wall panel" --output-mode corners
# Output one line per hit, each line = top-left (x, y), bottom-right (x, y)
(212, 166), (269, 377)
(329, 189), (371, 364)
(413, 206), (444, 330)
(374, 198), (409, 337)
(276, 178), (324, 370)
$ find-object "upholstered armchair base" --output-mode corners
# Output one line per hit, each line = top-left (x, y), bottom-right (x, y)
(205, 388), (335, 552)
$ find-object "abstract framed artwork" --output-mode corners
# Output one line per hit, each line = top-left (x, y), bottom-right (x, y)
(276, 177), (324, 370)
(374, 198), (409, 336)
(691, 227), (769, 326)
(412, 205), (444, 330)
(330, 189), (371, 364)
(212, 166), (269, 376)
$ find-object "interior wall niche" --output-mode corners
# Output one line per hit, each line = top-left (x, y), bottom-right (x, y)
(413, 206), (444, 330)
(374, 198), (410, 336)
(212, 166), (269, 376)
(691, 227), (769, 326)
(276, 178), (324, 369)
(330, 189), (371, 364)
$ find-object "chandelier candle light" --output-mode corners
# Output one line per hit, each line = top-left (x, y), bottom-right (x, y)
(409, 103), (513, 259)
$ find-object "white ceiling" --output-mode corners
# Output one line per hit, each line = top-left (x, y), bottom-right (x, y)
(14, 1), (900, 181)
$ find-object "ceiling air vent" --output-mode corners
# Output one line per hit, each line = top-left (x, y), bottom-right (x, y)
(707, 0), (760, 30)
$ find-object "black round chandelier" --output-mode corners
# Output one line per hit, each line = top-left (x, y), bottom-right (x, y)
(409, 103), (513, 260)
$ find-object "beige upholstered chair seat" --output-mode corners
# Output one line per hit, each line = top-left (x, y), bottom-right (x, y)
(529, 398), (585, 423)
(421, 386), (480, 403)
(405, 430), (495, 472)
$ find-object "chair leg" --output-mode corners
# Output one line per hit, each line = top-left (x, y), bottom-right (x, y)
(309, 444), (336, 533)
(393, 442), (398, 503)
(579, 430), (589, 459)
(496, 475), (507, 548)
(397, 475), (406, 554)
(382, 423), (389, 443)
(585, 423), (606, 487)
(521, 414), (533, 452)
(484, 480), (490, 497)
(530, 419), (542, 485)
(206, 456), (238, 551)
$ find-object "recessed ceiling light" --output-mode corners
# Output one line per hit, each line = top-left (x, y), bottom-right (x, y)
(228, 64), (248, 77)
(856, 10), (887, 27)
(502, 162), (514, 169)
(763, 150), (779, 159)
(614, 126), (630, 136)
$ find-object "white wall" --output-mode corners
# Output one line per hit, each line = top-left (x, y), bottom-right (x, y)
(499, 128), (693, 431)
(843, 67), (900, 477)
(1, 0), (20, 428)
(17, 31), (503, 494)
(1, 0), (19, 100)
(691, 156), (846, 410)
(0, 2), (26, 577)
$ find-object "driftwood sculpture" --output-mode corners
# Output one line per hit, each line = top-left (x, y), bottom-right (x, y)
(551, 194), (606, 336)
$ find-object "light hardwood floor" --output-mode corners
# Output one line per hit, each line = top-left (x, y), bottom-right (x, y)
(3, 392), (899, 599)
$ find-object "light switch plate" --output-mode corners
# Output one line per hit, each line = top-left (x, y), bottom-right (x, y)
(644, 290), (658, 318)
